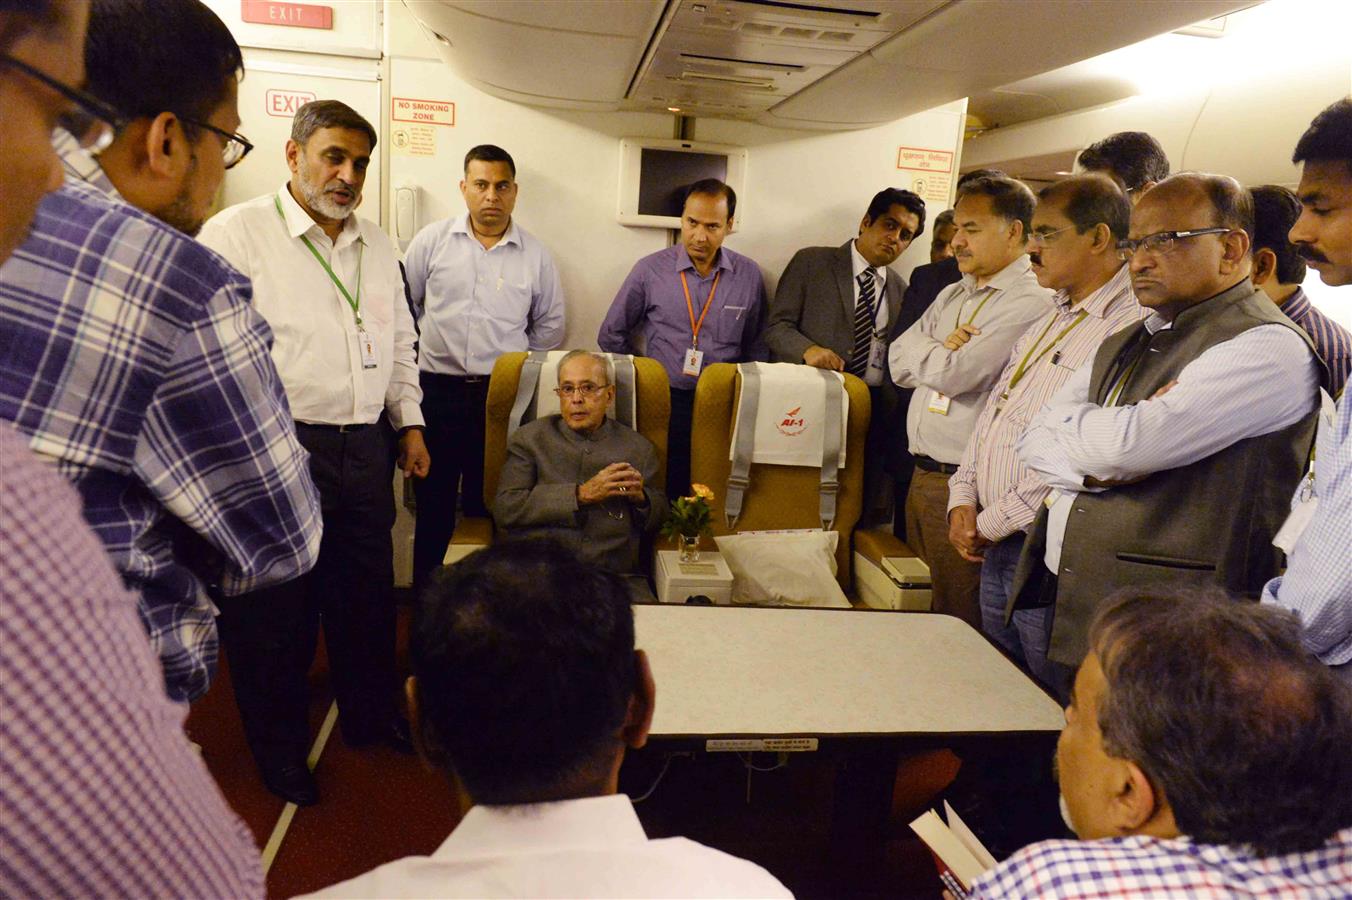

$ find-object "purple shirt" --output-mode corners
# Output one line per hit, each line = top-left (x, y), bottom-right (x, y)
(598, 245), (768, 390)
(0, 425), (264, 898)
(1282, 286), (1351, 397)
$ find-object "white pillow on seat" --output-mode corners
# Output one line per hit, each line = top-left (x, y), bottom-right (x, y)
(714, 531), (851, 608)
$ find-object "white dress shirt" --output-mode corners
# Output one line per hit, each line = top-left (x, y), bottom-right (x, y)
(1019, 317), (1318, 572)
(890, 255), (1053, 463)
(198, 183), (423, 429)
(404, 213), (565, 376)
(850, 241), (888, 386)
(304, 794), (792, 899)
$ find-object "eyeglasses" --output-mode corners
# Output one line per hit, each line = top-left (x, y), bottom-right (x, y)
(1028, 224), (1078, 246)
(554, 383), (610, 399)
(1115, 227), (1232, 261)
(0, 53), (125, 154)
(180, 116), (254, 169)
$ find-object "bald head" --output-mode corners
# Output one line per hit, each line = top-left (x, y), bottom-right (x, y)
(1126, 174), (1253, 317)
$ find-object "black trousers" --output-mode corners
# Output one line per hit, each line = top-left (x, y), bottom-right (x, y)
(412, 373), (490, 588)
(667, 387), (695, 500)
(217, 421), (398, 772)
(891, 385), (917, 542)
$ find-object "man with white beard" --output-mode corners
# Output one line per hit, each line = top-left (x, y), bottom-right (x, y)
(199, 100), (429, 806)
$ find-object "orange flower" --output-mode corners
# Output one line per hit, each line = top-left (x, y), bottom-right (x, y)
(690, 483), (715, 503)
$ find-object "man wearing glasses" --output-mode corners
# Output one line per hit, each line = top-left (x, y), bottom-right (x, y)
(1013, 173), (1320, 672)
(494, 350), (667, 602)
(0, 0), (321, 706)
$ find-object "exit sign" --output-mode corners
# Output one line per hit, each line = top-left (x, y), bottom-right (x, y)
(265, 89), (317, 118)
(241, 1), (333, 30)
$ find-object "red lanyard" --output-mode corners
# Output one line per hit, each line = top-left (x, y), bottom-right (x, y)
(680, 270), (720, 349)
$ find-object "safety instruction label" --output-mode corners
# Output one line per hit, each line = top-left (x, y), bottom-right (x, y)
(706, 738), (819, 753)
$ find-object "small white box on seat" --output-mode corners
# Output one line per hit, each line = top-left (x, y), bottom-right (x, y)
(655, 550), (734, 605)
(854, 552), (932, 611)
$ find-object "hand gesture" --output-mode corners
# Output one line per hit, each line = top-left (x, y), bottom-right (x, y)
(947, 504), (989, 562)
(578, 462), (645, 505)
(943, 324), (982, 351)
(803, 345), (846, 371)
(398, 428), (431, 478)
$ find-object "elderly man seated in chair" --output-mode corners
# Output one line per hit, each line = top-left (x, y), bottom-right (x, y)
(495, 350), (667, 600)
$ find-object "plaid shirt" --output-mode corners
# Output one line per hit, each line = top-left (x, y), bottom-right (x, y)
(969, 830), (1352, 898)
(0, 138), (321, 702)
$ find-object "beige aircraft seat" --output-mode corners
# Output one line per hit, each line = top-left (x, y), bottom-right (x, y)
(444, 350), (671, 564)
(688, 362), (870, 589)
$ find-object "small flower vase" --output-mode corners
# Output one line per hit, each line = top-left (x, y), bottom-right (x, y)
(678, 534), (701, 563)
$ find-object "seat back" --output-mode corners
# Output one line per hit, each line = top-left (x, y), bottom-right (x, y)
(689, 363), (870, 588)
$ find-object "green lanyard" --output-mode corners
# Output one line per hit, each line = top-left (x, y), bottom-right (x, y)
(953, 286), (994, 332)
(1006, 310), (1089, 394)
(275, 194), (365, 327)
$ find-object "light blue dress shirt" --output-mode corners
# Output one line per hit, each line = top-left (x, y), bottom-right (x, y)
(404, 214), (565, 375)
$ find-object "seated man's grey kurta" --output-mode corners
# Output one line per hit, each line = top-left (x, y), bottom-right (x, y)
(495, 415), (667, 593)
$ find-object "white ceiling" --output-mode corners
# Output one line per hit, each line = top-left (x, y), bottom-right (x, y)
(402, 0), (1256, 129)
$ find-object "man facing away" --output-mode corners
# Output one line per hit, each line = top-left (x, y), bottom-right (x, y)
(1251, 183), (1350, 396)
(598, 179), (768, 500)
(0, 2), (263, 895)
(1262, 97), (1352, 683)
(1075, 131), (1171, 205)
(495, 350), (667, 601)
(199, 100), (428, 806)
(968, 588), (1352, 898)
(947, 175), (1144, 693)
(0, 0), (320, 703)
(403, 143), (565, 589)
(888, 175), (1052, 627)
(307, 539), (792, 899)
(763, 187), (926, 526)
(1015, 173), (1320, 676)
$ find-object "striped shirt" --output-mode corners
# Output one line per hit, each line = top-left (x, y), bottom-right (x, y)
(1263, 390), (1352, 676)
(0, 425), (264, 898)
(968, 829), (1352, 898)
(0, 139), (322, 702)
(948, 265), (1144, 541)
(1282, 286), (1351, 397)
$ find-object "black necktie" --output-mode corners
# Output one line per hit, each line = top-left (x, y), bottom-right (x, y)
(848, 269), (876, 377)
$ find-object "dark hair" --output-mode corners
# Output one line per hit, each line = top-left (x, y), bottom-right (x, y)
(956, 168), (1006, 191)
(864, 188), (926, 240)
(291, 99), (377, 152)
(1088, 588), (1352, 856)
(1153, 172), (1254, 244)
(1037, 174), (1132, 241)
(933, 208), (955, 230)
(464, 143), (516, 179)
(957, 175), (1037, 240)
(1250, 185), (1308, 285)
(1077, 131), (1170, 193)
(1293, 97), (1352, 175)
(683, 178), (736, 221)
(0, 1), (57, 51)
(85, 0), (241, 126)
(412, 538), (639, 805)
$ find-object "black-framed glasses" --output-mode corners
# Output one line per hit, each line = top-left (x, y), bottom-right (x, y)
(0, 52), (125, 154)
(554, 383), (610, 399)
(180, 116), (254, 169)
(1116, 227), (1232, 261)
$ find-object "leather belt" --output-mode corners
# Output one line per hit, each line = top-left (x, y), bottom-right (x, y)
(913, 455), (959, 475)
(296, 421), (375, 433)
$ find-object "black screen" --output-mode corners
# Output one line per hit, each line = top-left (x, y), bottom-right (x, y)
(637, 148), (729, 218)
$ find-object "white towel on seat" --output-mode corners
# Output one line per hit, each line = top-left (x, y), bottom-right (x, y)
(728, 362), (848, 467)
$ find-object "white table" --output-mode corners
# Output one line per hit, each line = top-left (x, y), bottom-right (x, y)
(635, 605), (1064, 741)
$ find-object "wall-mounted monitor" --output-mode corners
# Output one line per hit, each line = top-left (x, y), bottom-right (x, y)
(617, 138), (748, 229)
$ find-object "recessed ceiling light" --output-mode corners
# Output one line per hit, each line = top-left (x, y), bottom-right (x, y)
(668, 106), (682, 112)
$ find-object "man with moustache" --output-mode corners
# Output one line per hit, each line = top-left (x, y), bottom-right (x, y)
(403, 144), (565, 589)
(599, 179), (768, 500)
(199, 100), (429, 805)
(0, 0), (320, 704)
(889, 175), (1051, 627)
(948, 175), (1143, 691)
(966, 589), (1352, 899)
(764, 187), (926, 525)
(1262, 97), (1352, 683)
(1015, 173), (1320, 675)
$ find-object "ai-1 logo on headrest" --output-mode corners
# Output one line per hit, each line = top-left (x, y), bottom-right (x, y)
(776, 405), (807, 437)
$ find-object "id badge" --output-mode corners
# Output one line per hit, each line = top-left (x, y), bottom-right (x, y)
(1273, 493), (1318, 556)
(867, 334), (886, 376)
(927, 390), (951, 415)
(682, 347), (704, 377)
(358, 329), (379, 369)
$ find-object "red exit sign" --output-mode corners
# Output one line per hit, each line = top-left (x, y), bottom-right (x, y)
(265, 89), (316, 118)
(241, 1), (333, 30)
